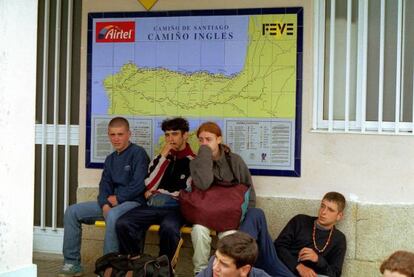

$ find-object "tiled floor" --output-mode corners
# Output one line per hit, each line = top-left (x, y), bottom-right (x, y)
(33, 250), (194, 277)
(34, 252), (95, 277)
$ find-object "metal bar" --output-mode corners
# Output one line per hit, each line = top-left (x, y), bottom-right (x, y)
(361, 0), (369, 132)
(395, 0), (403, 133)
(400, 0), (406, 123)
(313, 0), (321, 130)
(344, 0), (352, 132)
(357, 0), (369, 132)
(328, 0), (336, 131)
(64, 0), (73, 213)
(378, 0), (385, 132)
(40, 0), (50, 230)
(52, 0), (62, 230)
(314, 0), (326, 130)
(412, 56), (414, 133)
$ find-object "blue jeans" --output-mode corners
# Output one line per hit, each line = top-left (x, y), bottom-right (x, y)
(240, 208), (295, 277)
(62, 201), (139, 265)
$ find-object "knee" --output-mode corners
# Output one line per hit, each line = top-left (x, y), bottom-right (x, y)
(64, 204), (78, 221)
(192, 224), (209, 233)
(106, 210), (117, 225)
(114, 215), (129, 232)
(248, 207), (265, 217)
(247, 208), (266, 223)
(159, 221), (179, 237)
(191, 225), (212, 241)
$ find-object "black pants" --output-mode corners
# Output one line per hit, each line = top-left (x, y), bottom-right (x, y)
(116, 206), (184, 262)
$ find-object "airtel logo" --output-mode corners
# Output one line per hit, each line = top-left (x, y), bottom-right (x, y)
(96, 21), (135, 43)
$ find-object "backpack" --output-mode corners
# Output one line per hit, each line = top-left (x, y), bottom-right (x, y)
(95, 252), (170, 277)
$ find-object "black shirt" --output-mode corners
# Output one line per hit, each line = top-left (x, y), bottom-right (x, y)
(274, 214), (346, 277)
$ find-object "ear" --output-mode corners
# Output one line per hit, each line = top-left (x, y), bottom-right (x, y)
(182, 131), (189, 141)
(238, 264), (252, 277)
(217, 136), (223, 144)
(336, 211), (344, 222)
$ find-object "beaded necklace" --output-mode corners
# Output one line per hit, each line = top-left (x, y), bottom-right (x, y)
(312, 221), (334, 253)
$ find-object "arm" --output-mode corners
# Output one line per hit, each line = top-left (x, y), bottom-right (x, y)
(145, 154), (171, 191)
(232, 153), (256, 207)
(189, 145), (214, 190)
(97, 157), (114, 208)
(314, 235), (347, 277)
(116, 148), (150, 203)
(233, 154), (253, 186)
(274, 216), (301, 274)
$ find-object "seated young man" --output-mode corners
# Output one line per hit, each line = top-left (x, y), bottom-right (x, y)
(274, 192), (347, 277)
(59, 117), (149, 276)
(380, 250), (414, 277)
(116, 117), (195, 265)
(197, 231), (270, 277)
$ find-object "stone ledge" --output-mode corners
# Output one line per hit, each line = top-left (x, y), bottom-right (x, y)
(356, 203), (414, 261)
(342, 259), (381, 277)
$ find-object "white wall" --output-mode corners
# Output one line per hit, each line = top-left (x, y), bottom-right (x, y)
(0, 0), (37, 275)
(78, 0), (414, 205)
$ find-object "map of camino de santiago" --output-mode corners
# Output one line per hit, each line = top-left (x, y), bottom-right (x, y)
(88, 8), (302, 176)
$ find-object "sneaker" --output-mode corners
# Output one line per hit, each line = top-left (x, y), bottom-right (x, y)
(58, 263), (83, 276)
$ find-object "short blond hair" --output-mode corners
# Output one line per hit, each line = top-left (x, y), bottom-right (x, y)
(108, 117), (129, 130)
(323, 192), (346, 212)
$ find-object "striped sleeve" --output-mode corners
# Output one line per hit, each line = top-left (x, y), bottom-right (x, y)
(145, 154), (170, 191)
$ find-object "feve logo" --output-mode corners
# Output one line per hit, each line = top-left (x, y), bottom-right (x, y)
(96, 21), (135, 43)
(262, 23), (294, 38)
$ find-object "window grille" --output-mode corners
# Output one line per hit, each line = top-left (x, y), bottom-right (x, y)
(34, 0), (81, 232)
(313, 0), (414, 134)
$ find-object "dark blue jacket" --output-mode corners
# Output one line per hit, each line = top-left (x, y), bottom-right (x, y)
(197, 256), (270, 277)
(97, 143), (149, 207)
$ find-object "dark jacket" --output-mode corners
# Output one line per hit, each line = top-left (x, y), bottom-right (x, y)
(145, 143), (195, 194)
(97, 143), (149, 207)
(196, 256), (271, 277)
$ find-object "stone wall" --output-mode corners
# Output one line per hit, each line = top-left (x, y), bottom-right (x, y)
(79, 188), (414, 276)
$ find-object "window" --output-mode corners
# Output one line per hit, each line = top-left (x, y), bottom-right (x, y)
(313, 0), (414, 134)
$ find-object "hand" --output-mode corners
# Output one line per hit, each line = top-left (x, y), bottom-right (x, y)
(296, 263), (317, 277)
(298, 247), (319, 263)
(144, 190), (152, 199)
(161, 142), (173, 157)
(107, 195), (118, 207)
(102, 204), (111, 217)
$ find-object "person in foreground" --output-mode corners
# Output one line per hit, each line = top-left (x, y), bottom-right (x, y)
(380, 250), (414, 277)
(197, 231), (270, 277)
(116, 117), (195, 266)
(59, 117), (149, 276)
(274, 192), (347, 277)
